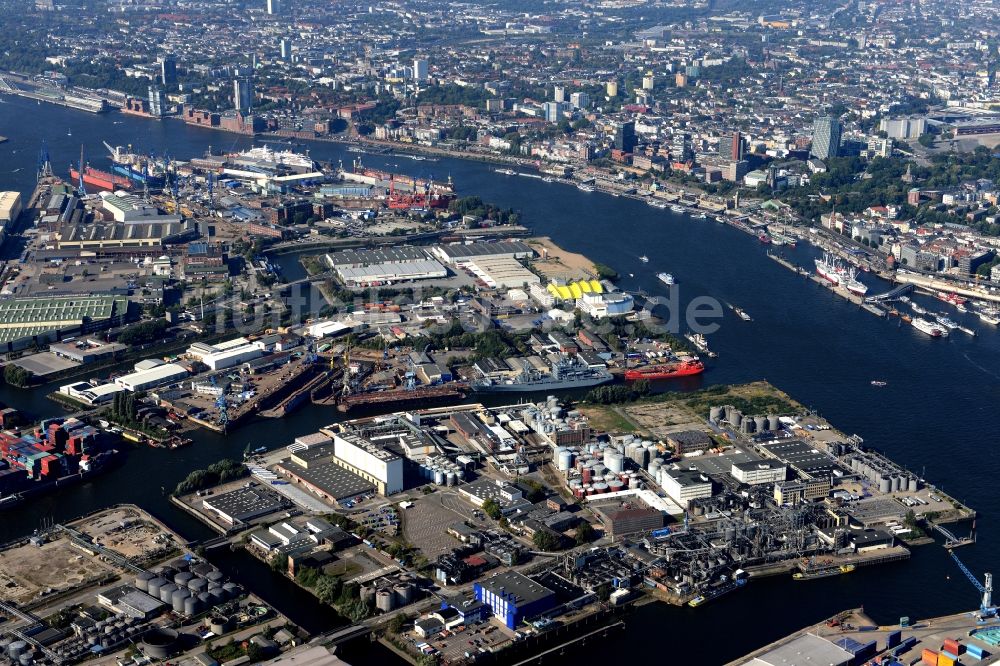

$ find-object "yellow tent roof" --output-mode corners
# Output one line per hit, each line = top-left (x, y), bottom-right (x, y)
(569, 283), (583, 299)
(547, 283), (560, 296)
(556, 285), (572, 300)
(578, 280), (592, 293)
(589, 280), (603, 293)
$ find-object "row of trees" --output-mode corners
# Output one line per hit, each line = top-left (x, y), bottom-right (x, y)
(174, 459), (248, 495)
(3, 364), (32, 388)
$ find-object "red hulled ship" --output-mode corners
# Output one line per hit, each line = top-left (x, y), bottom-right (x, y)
(69, 165), (134, 192)
(624, 359), (705, 381)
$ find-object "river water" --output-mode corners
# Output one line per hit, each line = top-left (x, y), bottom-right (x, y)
(0, 94), (998, 663)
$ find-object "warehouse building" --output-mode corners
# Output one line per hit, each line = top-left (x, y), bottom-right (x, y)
(740, 633), (853, 666)
(325, 246), (430, 268)
(667, 430), (714, 455)
(473, 571), (556, 630)
(0, 295), (131, 348)
(187, 337), (266, 371)
(0, 191), (22, 223)
(336, 259), (447, 287)
(202, 486), (291, 526)
(329, 432), (404, 495)
(465, 257), (540, 290)
(115, 363), (189, 392)
(575, 291), (634, 319)
(430, 241), (534, 265)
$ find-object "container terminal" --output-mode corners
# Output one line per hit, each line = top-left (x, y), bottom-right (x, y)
(163, 382), (974, 666)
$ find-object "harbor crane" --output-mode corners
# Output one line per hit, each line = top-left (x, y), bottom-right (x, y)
(948, 549), (995, 619)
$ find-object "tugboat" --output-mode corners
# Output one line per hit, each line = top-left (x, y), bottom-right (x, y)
(870, 380), (887, 387)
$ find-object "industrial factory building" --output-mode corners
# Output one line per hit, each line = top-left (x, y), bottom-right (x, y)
(115, 362), (189, 392)
(329, 432), (404, 495)
(591, 496), (665, 538)
(324, 246), (448, 287)
(464, 257), (540, 290)
(731, 460), (787, 485)
(187, 337), (266, 371)
(473, 571), (556, 630)
(740, 633), (854, 666)
(660, 468), (714, 508)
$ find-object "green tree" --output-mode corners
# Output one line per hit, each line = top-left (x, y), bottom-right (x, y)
(3, 364), (32, 388)
(532, 530), (560, 552)
(481, 499), (502, 520)
(575, 522), (596, 545)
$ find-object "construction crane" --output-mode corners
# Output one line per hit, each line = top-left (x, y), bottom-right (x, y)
(215, 393), (229, 430)
(77, 144), (87, 197)
(948, 549), (995, 618)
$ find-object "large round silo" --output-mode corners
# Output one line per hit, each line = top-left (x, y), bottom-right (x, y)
(433, 469), (445, 485)
(879, 478), (892, 493)
(222, 583), (242, 598)
(174, 572), (194, 588)
(742, 419), (756, 434)
(146, 577), (166, 598)
(183, 596), (200, 617)
(709, 406), (724, 423)
(592, 482), (610, 495)
(754, 416), (768, 432)
(198, 592), (213, 607)
(159, 583), (179, 604)
(134, 572), (154, 593)
(557, 449), (574, 471)
(172, 588), (191, 613)
(375, 589), (395, 613)
(8, 641), (28, 658)
(188, 577), (209, 594)
(446, 471), (457, 487)
(768, 415), (781, 431)
(155, 566), (177, 581)
(892, 476), (901, 492)
(605, 452), (624, 474)
(393, 583), (413, 606)
(206, 570), (225, 585)
(209, 587), (226, 605)
(731, 411), (744, 428)
(608, 479), (625, 493)
(18, 652), (32, 666)
(908, 477), (918, 492)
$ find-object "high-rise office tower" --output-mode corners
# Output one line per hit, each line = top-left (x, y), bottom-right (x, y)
(811, 116), (842, 160)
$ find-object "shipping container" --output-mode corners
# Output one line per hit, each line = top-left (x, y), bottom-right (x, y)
(937, 653), (955, 666)
(942, 639), (961, 655)
(922, 648), (938, 666)
(886, 630), (902, 649)
(965, 643), (984, 659)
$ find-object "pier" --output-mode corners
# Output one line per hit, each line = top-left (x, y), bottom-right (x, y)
(865, 283), (914, 303)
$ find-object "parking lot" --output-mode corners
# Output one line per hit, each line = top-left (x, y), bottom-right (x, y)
(414, 620), (515, 663)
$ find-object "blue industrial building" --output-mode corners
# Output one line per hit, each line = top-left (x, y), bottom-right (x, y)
(473, 571), (556, 630)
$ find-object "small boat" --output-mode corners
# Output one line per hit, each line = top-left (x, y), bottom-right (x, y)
(793, 564), (856, 580)
(956, 304), (968, 313)
(628, 273), (634, 278)
(670, 205), (685, 213)
(732, 306), (751, 321)
(576, 183), (595, 192)
(870, 380), (887, 387)
(67, 128), (72, 136)
(639, 255), (649, 263)
(978, 311), (1000, 326)
(692, 213), (707, 219)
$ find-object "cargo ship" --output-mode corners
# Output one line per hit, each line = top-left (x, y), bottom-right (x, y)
(624, 358), (704, 381)
(684, 333), (717, 358)
(471, 356), (613, 392)
(103, 142), (166, 189)
(69, 165), (133, 192)
(935, 315), (959, 330)
(792, 563), (856, 580)
(912, 317), (947, 337)
(657, 272), (675, 285)
(688, 574), (747, 607)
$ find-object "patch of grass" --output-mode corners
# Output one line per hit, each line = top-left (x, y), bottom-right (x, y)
(578, 405), (637, 433)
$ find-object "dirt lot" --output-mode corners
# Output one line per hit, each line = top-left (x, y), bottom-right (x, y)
(0, 538), (115, 604)
(624, 402), (704, 440)
(76, 507), (179, 563)
(526, 237), (597, 281)
(576, 404), (638, 434)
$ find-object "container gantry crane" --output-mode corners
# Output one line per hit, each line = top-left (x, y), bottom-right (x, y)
(948, 549), (995, 619)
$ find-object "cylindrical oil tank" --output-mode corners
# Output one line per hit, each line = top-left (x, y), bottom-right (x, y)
(446, 472), (457, 487)
(604, 452), (624, 473)
(134, 572), (154, 592)
(172, 589), (191, 613)
(159, 583), (179, 603)
(768, 415), (781, 431)
(183, 596), (200, 617)
(375, 588), (395, 613)
(140, 627), (179, 660)
(754, 416), (768, 432)
(206, 570), (225, 584)
(155, 566), (177, 582)
(557, 449), (574, 471)
(209, 588), (225, 605)
(8, 641), (28, 658)
(18, 653), (32, 666)
(581, 468), (592, 484)
(608, 479), (625, 493)
(742, 419), (756, 434)
(648, 459), (662, 476)
(170, 557), (190, 571)
(592, 463), (607, 477)
(879, 477), (892, 493)
(393, 583), (413, 606)
(433, 469), (445, 485)
(892, 476), (901, 491)
(198, 592), (213, 607)
(223, 583), (241, 598)
(174, 572), (194, 588)
(209, 617), (233, 635)
(907, 477), (918, 492)
(709, 406), (724, 422)
(146, 577), (166, 598)
(592, 482), (610, 494)
(188, 577), (209, 594)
